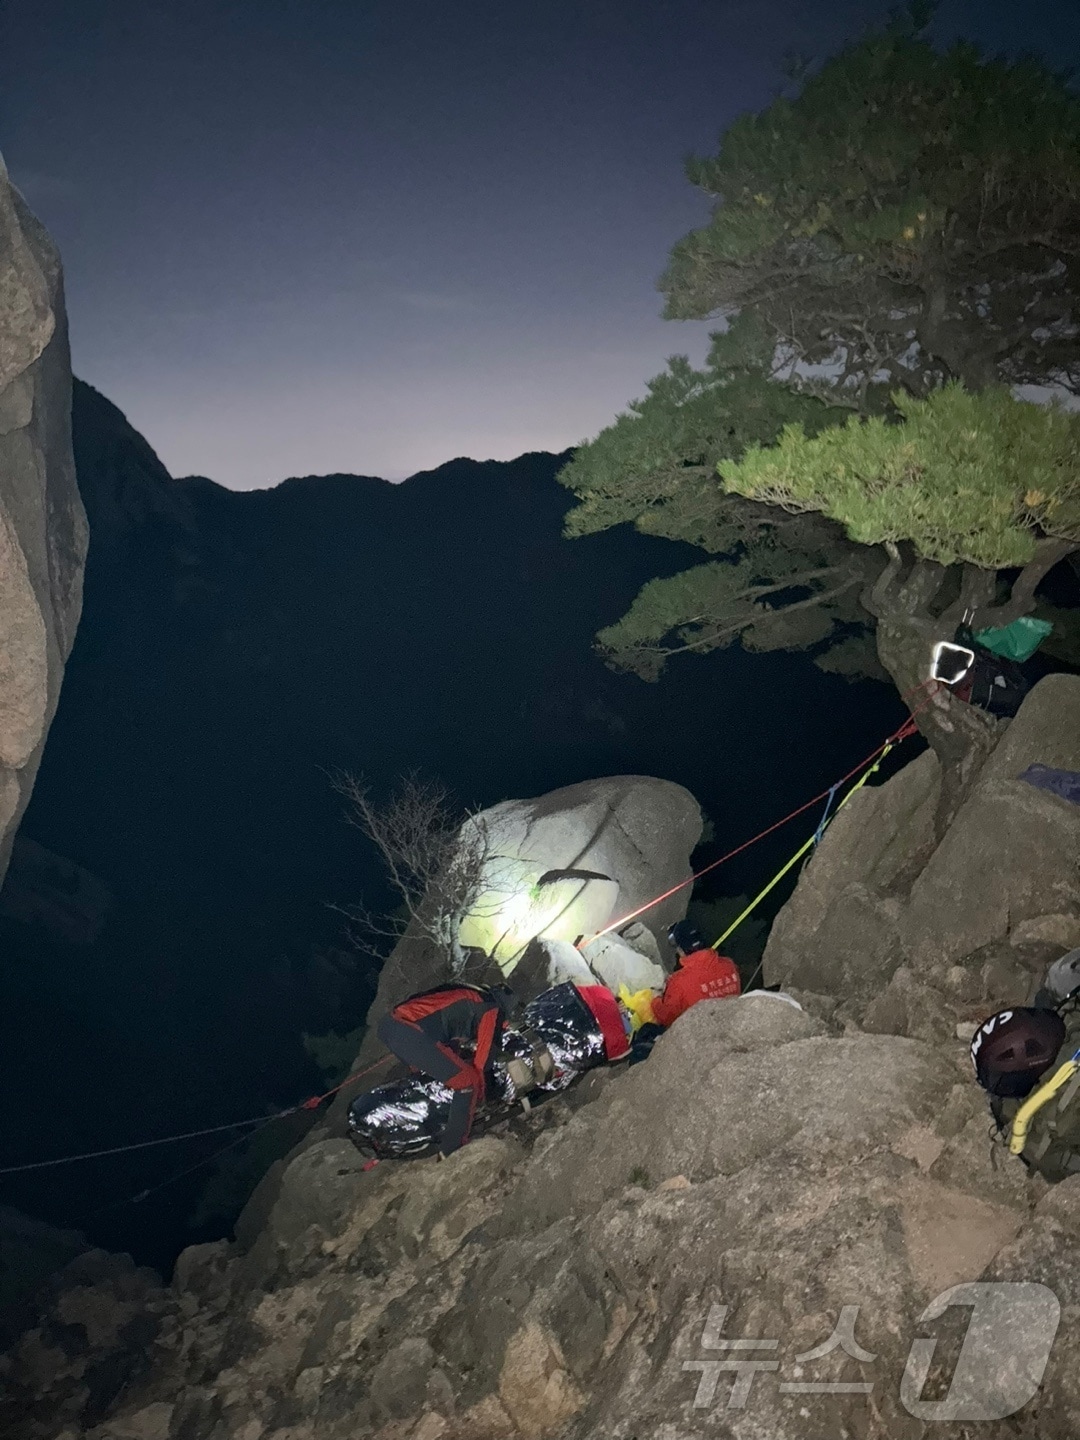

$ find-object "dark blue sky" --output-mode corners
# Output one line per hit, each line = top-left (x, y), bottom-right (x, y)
(5, 1), (1080, 487)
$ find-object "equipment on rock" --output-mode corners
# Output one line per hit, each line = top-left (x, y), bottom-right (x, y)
(927, 605), (1045, 717)
(953, 648), (1030, 717)
(753, 989), (803, 1011)
(618, 984), (657, 1032)
(974, 969), (1080, 1180)
(932, 624), (1031, 717)
(628, 1021), (665, 1067)
(970, 1007), (1066, 1099)
(349, 982), (622, 1160)
(1019, 765), (1080, 807)
(1044, 949), (1080, 1003)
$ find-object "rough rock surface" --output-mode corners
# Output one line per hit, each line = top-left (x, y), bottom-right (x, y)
(0, 155), (87, 883)
(5, 993), (1070, 1439)
(240, 776), (698, 1227)
(767, 675), (1080, 1039)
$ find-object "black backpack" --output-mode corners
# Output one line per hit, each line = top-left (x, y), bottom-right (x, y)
(953, 627), (1030, 718)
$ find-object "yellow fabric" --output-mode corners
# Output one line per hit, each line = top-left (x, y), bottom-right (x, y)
(618, 985), (657, 1031)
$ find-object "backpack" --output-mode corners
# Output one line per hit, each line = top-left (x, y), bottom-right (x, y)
(992, 992), (1080, 1179)
(952, 627), (1030, 718)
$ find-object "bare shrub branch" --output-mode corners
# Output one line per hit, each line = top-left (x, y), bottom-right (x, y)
(330, 771), (500, 980)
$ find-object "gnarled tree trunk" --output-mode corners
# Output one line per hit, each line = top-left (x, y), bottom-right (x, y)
(865, 539), (1076, 840)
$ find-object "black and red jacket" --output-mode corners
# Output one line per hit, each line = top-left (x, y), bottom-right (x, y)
(390, 984), (507, 1072)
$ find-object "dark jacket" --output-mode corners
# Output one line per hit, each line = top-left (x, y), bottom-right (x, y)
(382, 984), (511, 1155)
(391, 984), (507, 1059)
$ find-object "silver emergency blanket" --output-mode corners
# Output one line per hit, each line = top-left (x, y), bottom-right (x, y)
(348, 982), (612, 1159)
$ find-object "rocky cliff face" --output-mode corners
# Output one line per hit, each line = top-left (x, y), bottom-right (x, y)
(765, 673), (1080, 1043)
(1, 995), (1071, 1440)
(5, 676), (1080, 1438)
(0, 157), (87, 884)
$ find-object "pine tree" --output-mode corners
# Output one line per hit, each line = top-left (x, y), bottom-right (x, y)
(562, 10), (1080, 824)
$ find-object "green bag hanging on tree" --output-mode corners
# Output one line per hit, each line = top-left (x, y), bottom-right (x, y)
(973, 616), (1054, 663)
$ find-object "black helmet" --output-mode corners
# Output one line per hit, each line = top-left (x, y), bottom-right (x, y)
(970, 1007), (1066, 1099)
(668, 921), (706, 956)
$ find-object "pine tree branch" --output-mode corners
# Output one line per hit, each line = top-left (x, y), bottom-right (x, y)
(985, 538), (1080, 627)
(863, 540), (905, 619)
(635, 573), (861, 660)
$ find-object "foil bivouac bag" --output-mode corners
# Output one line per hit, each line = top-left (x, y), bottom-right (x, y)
(347, 981), (614, 1159)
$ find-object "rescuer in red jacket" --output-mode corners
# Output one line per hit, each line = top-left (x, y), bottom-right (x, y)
(651, 921), (741, 1028)
(377, 983), (516, 1156)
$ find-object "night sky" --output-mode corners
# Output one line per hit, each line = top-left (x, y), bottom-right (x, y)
(5, 1), (1080, 488)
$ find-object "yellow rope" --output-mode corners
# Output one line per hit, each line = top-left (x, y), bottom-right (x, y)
(711, 744), (894, 950)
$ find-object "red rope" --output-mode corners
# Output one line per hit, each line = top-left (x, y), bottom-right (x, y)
(0, 1056), (393, 1179)
(85, 1057), (396, 1218)
(299, 1054), (392, 1109)
(579, 681), (940, 945)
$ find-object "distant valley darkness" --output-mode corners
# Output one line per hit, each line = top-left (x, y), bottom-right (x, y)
(0, 382), (904, 1268)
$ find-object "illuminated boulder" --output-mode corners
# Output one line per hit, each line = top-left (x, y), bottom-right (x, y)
(454, 774), (701, 975)
(338, 775), (702, 1098)
(457, 866), (619, 972)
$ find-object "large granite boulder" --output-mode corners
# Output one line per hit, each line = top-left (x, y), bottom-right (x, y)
(900, 675), (1080, 967)
(762, 747), (939, 1006)
(455, 774), (701, 971)
(239, 774), (699, 1234)
(0, 155), (87, 884)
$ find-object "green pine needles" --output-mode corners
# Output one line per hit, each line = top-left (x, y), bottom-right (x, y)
(721, 386), (1080, 570)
